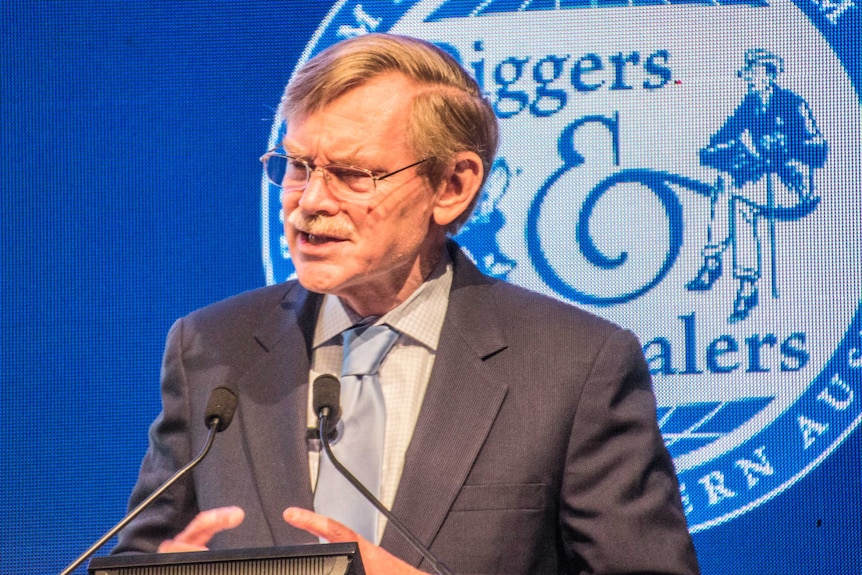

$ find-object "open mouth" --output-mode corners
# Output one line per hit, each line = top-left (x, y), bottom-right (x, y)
(302, 232), (345, 245)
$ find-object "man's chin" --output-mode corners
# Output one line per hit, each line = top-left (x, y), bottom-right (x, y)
(292, 262), (346, 296)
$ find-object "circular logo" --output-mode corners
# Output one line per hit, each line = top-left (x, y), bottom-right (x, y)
(263, 0), (862, 532)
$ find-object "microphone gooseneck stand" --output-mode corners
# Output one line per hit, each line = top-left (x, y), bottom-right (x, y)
(59, 386), (237, 575)
(59, 420), (221, 575)
(318, 408), (454, 575)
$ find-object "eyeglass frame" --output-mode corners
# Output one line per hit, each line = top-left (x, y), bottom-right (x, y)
(260, 146), (431, 200)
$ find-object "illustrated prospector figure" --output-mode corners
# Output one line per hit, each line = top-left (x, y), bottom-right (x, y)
(687, 48), (827, 322)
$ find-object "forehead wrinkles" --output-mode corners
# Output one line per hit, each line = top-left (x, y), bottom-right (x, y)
(285, 81), (418, 164)
(283, 124), (404, 170)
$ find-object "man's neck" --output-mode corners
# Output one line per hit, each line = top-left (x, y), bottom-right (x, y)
(338, 243), (447, 318)
(755, 85), (774, 107)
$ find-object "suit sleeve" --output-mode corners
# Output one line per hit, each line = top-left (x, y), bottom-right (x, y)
(560, 328), (700, 574)
(111, 317), (201, 555)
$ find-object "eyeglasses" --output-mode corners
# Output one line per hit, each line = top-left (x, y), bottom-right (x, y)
(260, 147), (430, 202)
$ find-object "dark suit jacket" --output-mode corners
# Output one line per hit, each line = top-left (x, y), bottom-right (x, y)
(114, 243), (699, 575)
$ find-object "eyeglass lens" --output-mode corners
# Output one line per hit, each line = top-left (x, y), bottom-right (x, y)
(265, 155), (376, 196)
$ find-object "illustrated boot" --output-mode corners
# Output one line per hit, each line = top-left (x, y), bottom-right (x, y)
(686, 256), (722, 291)
(729, 279), (759, 323)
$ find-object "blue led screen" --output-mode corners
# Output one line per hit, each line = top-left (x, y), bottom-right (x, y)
(2, 2), (860, 574)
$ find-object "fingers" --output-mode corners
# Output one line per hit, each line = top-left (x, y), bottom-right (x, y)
(283, 508), (422, 575)
(283, 507), (360, 543)
(176, 506), (245, 546)
(158, 539), (210, 553)
(158, 506), (245, 553)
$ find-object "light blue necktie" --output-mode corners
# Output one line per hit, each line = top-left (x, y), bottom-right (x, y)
(314, 323), (398, 543)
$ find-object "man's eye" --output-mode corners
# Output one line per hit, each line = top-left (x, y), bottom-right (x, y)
(328, 166), (370, 183)
(284, 159), (308, 175)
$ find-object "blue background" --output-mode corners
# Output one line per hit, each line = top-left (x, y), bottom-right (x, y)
(1, 2), (859, 574)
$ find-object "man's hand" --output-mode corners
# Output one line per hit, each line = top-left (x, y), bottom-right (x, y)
(157, 506), (245, 553)
(283, 507), (424, 575)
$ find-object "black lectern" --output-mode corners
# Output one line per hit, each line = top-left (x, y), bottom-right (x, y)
(88, 543), (365, 575)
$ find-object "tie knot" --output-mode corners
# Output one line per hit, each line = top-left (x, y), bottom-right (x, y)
(341, 324), (399, 377)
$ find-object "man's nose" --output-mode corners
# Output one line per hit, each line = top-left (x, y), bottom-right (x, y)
(298, 169), (339, 214)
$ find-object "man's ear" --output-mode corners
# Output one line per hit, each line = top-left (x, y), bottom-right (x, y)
(432, 152), (484, 227)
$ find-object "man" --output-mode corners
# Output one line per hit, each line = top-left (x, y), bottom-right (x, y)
(114, 34), (699, 574)
(688, 48), (827, 322)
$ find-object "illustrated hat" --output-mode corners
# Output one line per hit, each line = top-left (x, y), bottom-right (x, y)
(740, 48), (784, 74)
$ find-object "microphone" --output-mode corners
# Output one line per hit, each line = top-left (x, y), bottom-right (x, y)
(312, 375), (454, 575)
(205, 386), (239, 431)
(59, 387), (238, 575)
(312, 373), (341, 440)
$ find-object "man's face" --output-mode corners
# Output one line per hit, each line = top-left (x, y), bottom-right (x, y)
(741, 63), (774, 94)
(281, 73), (445, 315)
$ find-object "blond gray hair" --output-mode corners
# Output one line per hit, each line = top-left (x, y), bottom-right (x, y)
(277, 34), (499, 233)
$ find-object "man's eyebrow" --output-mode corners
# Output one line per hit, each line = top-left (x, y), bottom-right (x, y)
(282, 145), (382, 171)
(328, 155), (363, 166)
(280, 142), (307, 157)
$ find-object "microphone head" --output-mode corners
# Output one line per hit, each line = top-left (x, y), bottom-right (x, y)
(313, 374), (341, 419)
(313, 374), (341, 440)
(205, 387), (238, 432)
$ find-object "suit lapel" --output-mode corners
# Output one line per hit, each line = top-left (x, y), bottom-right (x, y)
(234, 282), (322, 546)
(381, 245), (509, 565)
